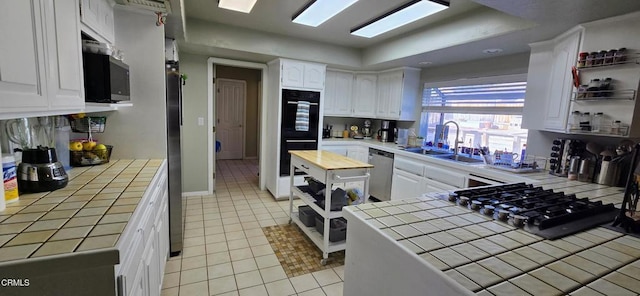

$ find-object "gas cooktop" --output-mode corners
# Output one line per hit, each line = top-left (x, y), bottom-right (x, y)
(443, 183), (618, 240)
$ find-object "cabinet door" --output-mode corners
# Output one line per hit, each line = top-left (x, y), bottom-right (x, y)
(0, 0), (48, 111)
(98, 0), (114, 43)
(303, 63), (325, 89)
(375, 73), (391, 118)
(385, 71), (404, 119)
(144, 228), (159, 296)
(282, 61), (305, 88)
(80, 0), (100, 32)
(130, 259), (148, 296)
(346, 148), (367, 163)
(543, 30), (581, 131)
(391, 169), (425, 200)
(324, 71), (353, 116)
(155, 193), (169, 278)
(422, 177), (457, 193)
(321, 145), (347, 156)
(522, 42), (554, 130)
(45, 0), (84, 109)
(353, 74), (377, 117)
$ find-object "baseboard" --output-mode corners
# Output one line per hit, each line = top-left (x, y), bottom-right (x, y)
(182, 191), (210, 197)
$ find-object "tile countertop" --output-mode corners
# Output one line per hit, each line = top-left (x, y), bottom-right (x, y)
(0, 159), (164, 264)
(343, 181), (640, 295)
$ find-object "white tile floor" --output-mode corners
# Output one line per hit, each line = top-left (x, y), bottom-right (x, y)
(161, 160), (345, 296)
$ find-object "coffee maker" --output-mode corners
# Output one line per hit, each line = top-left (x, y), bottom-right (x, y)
(4, 117), (68, 193)
(378, 120), (396, 142)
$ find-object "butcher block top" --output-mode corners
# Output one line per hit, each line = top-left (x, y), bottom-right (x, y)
(289, 150), (373, 170)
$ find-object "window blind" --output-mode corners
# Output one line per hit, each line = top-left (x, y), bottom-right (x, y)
(422, 81), (527, 115)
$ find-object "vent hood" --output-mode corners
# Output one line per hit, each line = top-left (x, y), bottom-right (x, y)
(114, 0), (171, 13)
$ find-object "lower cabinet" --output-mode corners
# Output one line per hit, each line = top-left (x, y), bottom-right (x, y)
(116, 161), (168, 296)
(391, 156), (467, 199)
(391, 169), (424, 199)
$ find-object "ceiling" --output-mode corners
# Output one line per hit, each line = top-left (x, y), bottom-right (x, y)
(170, 0), (640, 68)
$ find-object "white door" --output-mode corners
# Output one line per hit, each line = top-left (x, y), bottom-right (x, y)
(216, 79), (246, 160)
(303, 63), (325, 89)
(281, 60), (305, 88)
(353, 74), (377, 117)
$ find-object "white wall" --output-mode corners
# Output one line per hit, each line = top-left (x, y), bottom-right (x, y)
(180, 53), (209, 192)
(96, 8), (167, 159)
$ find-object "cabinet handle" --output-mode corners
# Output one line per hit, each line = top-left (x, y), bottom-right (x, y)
(117, 275), (126, 296)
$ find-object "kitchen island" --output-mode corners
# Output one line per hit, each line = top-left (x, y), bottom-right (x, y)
(342, 173), (640, 295)
(0, 159), (168, 296)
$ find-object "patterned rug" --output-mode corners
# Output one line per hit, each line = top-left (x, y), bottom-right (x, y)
(262, 223), (345, 277)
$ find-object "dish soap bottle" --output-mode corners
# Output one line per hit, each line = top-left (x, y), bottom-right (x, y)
(408, 128), (417, 147)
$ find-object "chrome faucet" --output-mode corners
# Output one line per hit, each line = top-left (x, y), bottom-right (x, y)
(440, 120), (464, 159)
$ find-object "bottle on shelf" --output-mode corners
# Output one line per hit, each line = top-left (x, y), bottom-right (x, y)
(408, 128), (417, 147)
(592, 112), (603, 133)
(612, 120), (621, 135)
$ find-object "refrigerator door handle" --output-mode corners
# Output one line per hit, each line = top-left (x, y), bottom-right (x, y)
(179, 81), (183, 126)
(285, 139), (317, 143)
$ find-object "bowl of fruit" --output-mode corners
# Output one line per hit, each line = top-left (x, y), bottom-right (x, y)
(69, 140), (113, 166)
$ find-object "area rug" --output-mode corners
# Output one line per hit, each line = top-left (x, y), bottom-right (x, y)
(262, 223), (345, 277)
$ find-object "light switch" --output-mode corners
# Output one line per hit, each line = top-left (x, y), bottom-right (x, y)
(197, 117), (205, 126)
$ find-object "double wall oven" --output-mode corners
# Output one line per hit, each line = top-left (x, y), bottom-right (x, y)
(279, 89), (321, 176)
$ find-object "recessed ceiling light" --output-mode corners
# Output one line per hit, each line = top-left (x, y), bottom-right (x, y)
(351, 0), (449, 38)
(482, 48), (503, 54)
(218, 0), (257, 13)
(418, 61), (432, 65)
(292, 0), (358, 27)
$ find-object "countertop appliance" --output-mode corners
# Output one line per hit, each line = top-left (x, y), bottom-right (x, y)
(368, 148), (394, 201)
(166, 61), (183, 256)
(17, 147), (68, 193)
(83, 52), (130, 103)
(378, 120), (396, 142)
(446, 183), (618, 239)
(362, 120), (373, 139)
(280, 89), (320, 176)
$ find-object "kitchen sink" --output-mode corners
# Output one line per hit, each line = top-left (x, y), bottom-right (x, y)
(430, 154), (484, 163)
(402, 147), (451, 155)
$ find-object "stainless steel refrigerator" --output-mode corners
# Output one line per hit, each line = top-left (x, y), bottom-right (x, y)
(166, 61), (183, 255)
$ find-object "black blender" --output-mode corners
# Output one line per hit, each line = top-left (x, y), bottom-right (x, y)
(5, 117), (68, 192)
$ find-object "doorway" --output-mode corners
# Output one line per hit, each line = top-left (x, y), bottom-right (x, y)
(216, 78), (246, 160)
(208, 58), (267, 194)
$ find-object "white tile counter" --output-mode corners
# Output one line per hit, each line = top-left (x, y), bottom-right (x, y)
(342, 182), (639, 295)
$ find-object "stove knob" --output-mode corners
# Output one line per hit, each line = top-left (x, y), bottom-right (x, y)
(512, 215), (527, 228)
(484, 205), (495, 216)
(471, 200), (483, 211)
(459, 196), (469, 207)
(497, 209), (510, 221)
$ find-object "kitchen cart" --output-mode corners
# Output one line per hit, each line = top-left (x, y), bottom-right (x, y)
(288, 150), (373, 265)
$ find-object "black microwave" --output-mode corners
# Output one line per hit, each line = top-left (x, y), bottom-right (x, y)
(82, 52), (130, 103)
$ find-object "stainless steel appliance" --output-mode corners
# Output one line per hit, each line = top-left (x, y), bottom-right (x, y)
(280, 89), (320, 176)
(83, 52), (130, 103)
(446, 183), (617, 239)
(17, 147), (68, 192)
(362, 120), (373, 139)
(166, 62), (183, 255)
(368, 148), (394, 201)
(377, 120), (396, 142)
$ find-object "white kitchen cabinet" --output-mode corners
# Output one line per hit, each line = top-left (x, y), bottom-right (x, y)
(45, 0), (85, 109)
(347, 146), (368, 163)
(324, 70), (354, 116)
(321, 144), (347, 156)
(391, 169), (425, 200)
(522, 41), (554, 130)
(353, 74), (377, 117)
(424, 163), (467, 188)
(544, 28), (583, 131)
(281, 59), (325, 90)
(80, 0), (115, 44)
(116, 161), (168, 296)
(0, 0), (49, 111)
(375, 68), (421, 120)
(0, 0), (84, 114)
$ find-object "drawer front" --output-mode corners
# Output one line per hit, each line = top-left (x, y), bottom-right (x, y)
(291, 157), (326, 181)
(423, 164), (466, 188)
(119, 229), (144, 296)
(394, 157), (424, 176)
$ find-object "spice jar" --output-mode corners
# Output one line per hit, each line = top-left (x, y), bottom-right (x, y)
(578, 52), (589, 67)
(604, 49), (617, 65)
(577, 85), (589, 98)
(586, 52), (598, 67)
(595, 50), (607, 66)
(580, 112), (591, 131)
(614, 48), (627, 64)
(600, 78), (612, 97)
(592, 112), (603, 133)
(612, 120), (621, 135)
(588, 79), (601, 97)
(570, 111), (581, 130)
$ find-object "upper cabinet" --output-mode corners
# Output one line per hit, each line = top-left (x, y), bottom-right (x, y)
(80, 0), (115, 44)
(522, 27), (582, 132)
(375, 68), (421, 121)
(281, 59), (325, 90)
(0, 0), (49, 111)
(0, 0), (84, 114)
(353, 74), (377, 118)
(324, 70), (353, 116)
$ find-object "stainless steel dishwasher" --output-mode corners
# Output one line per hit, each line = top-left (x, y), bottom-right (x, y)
(368, 148), (394, 201)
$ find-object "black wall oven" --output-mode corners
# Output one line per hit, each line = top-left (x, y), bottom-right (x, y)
(279, 89), (320, 176)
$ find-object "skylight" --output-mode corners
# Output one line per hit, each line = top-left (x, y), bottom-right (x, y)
(292, 0), (359, 27)
(218, 0), (257, 13)
(351, 0), (448, 38)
